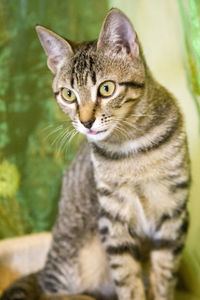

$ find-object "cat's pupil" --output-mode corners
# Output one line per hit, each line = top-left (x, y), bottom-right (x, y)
(104, 85), (109, 92)
(68, 90), (72, 97)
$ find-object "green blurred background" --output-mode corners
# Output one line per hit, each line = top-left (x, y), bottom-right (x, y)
(0, 0), (200, 298)
(0, 0), (108, 236)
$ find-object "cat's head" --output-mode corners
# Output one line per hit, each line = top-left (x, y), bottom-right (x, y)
(36, 8), (146, 142)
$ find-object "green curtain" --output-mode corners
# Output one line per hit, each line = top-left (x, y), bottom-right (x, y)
(0, 0), (108, 238)
(177, 1), (200, 297)
(178, 0), (200, 126)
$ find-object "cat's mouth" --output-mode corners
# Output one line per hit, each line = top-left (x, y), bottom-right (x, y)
(87, 129), (107, 135)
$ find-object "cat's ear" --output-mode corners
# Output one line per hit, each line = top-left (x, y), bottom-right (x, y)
(36, 26), (73, 74)
(97, 8), (139, 57)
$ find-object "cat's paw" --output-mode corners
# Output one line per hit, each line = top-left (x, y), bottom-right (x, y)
(0, 274), (41, 300)
(1, 287), (28, 300)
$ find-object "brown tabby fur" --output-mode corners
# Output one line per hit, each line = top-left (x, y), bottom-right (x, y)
(1, 8), (190, 300)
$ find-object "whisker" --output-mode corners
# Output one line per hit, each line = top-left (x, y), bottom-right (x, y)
(40, 124), (55, 133)
(57, 129), (74, 153)
(115, 127), (131, 140)
(62, 119), (73, 123)
(115, 123), (128, 135)
(69, 130), (79, 144)
(41, 124), (62, 134)
(44, 125), (64, 141)
(114, 124), (130, 139)
(128, 113), (153, 117)
(114, 117), (144, 134)
(122, 120), (144, 133)
(63, 130), (79, 154)
(51, 131), (65, 149)
(51, 128), (73, 149)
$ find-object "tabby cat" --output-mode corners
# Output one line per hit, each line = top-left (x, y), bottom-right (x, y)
(1, 8), (190, 300)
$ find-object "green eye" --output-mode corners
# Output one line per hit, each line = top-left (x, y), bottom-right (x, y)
(61, 88), (76, 102)
(99, 81), (116, 98)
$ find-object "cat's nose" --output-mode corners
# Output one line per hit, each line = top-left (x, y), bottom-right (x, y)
(81, 119), (95, 129)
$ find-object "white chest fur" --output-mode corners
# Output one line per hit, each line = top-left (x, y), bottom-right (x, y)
(93, 154), (176, 239)
(97, 175), (153, 237)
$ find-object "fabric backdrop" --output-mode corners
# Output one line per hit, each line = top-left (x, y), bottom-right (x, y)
(0, 0), (108, 237)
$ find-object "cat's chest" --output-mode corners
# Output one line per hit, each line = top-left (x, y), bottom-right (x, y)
(92, 155), (173, 238)
(92, 149), (161, 184)
(98, 181), (157, 237)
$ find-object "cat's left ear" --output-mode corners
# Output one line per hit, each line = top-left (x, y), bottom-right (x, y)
(36, 26), (73, 74)
(97, 8), (139, 57)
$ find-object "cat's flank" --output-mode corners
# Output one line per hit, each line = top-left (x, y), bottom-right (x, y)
(1, 8), (190, 300)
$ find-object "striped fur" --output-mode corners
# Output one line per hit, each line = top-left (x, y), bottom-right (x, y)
(1, 8), (190, 300)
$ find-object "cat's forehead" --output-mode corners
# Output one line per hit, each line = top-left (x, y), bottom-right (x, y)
(56, 40), (144, 91)
(71, 41), (98, 88)
(56, 41), (97, 89)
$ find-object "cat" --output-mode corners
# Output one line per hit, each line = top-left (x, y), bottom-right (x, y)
(1, 8), (190, 300)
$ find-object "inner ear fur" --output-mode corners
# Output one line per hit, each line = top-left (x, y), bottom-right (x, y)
(97, 8), (139, 57)
(36, 26), (73, 74)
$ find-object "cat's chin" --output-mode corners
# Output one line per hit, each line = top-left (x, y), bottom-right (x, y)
(86, 129), (110, 141)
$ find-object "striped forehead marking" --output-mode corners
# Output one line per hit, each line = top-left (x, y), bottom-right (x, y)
(71, 46), (97, 88)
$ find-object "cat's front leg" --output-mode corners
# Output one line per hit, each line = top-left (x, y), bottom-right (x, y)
(148, 208), (189, 300)
(98, 208), (146, 300)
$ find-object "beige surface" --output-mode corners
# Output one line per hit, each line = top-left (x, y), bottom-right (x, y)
(0, 232), (52, 294)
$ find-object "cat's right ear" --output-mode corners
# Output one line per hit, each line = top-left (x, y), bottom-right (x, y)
(36, 26), (73, 74)
(97, 8), (139, 58)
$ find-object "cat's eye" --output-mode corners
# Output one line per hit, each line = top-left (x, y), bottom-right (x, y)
(98, 81), (116, 98)
(61, 88), (77, 103)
